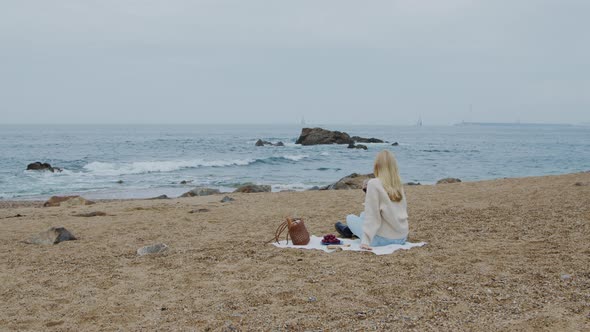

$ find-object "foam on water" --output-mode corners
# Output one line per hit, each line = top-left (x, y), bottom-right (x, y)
(82, 155), (311, 176)
(282, 154), (309, 162)
(84, 159), (255, 175)
(272, 183), (310, 192)
(1, 124), (588, 200)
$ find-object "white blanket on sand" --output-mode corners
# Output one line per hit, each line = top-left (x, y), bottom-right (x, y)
(272, 235), (426, 256)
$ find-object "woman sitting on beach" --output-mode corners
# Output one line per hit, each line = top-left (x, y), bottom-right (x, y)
(335, 150), (409, 250)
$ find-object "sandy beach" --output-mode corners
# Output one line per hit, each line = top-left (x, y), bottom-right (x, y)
(1, 172), (589, 331)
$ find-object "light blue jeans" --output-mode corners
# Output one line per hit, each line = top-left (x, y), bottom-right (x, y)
(346, 213), (407, 246)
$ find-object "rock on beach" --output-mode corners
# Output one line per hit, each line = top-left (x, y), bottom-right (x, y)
(180, 187), (221, 197)
(436, 178), (462, 185)
(148, 195), (170, 200)
(323, 173), (375, 190)
(220, 196), (235, 202)
(74, 211), (107, 217)
(43, 196), (95, 207)
(189, 208), (211, 213)
(26, 227), (77, 245)
(234, 184), (271, 193)
(137, 243), (168, 256)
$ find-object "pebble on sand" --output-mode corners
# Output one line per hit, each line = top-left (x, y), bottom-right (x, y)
(189, 208), (210, 213)
(137, 243), (169, 256)
(74, 211), (107, 217)
(221, 196), (235, 203)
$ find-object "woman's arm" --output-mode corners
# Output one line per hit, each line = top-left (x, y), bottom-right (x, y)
(361, 180), (382, 246)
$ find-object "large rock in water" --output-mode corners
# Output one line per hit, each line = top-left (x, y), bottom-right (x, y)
(234, 184), (271, 193)
(26, 227), (77, 245)
(43, 196), (95, 207)
(351, 136), (384, 143)
(323, 173), (375, 190)
(295, 128), (352, 145)
(347, 143), (368, 150)
(255, 139), (270, 146)
(436, 178), (462, 185)
(26, 162), (62, 173)
(180, 187), (221, 197)
(255, 139), (285, 147)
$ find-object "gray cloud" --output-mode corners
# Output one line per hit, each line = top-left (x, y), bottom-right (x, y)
(1, 0), (588, 125)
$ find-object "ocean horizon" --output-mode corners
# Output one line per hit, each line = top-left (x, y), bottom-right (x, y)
(1, 123), (588, 200)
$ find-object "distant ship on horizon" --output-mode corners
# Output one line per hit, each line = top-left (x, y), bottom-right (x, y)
(453, 121), (573, 127)
(416, 116), (423, 127)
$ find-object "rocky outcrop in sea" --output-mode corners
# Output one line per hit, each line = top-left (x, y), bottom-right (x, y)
(295, 128), (386, 146)
(255, 139), (285, 147)
(26, 162), (62, 173)
(347, 143), (368, 150)
(351, 136), (384, 143)
(295, 128), (353, 145)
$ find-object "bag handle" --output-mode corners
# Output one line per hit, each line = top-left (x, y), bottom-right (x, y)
(270, 217), (297, 244)
(275, 220), (287, 243)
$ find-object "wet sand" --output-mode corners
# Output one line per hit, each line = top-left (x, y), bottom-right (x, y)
(1, 173), (589, 331)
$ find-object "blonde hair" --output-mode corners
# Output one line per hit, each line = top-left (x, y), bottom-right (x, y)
(373, 150), (403, 202)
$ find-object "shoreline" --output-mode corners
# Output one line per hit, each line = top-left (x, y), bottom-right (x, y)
(1, 171), (588, 207)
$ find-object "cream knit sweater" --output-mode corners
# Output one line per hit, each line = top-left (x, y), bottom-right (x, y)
(361, 178), (409, 245)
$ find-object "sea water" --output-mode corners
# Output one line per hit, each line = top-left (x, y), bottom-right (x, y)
(0, 124), (588, 200)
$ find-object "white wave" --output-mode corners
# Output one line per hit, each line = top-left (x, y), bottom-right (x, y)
(83, 155), (310, 176)
(23, 168), (74, 176)
(320, 152), (331, 156)
(84, 159), (255, 176)
(282, 154), (309, 162)
(272, 183), (308, 192)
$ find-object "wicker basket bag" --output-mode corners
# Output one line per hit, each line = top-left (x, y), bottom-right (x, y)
(274, 217), (310, 245)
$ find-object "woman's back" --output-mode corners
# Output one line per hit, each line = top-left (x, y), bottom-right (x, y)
(362, 178), (409, 244)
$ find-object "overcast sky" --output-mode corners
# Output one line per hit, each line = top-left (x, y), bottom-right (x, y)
(0, 0), (588, 125)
